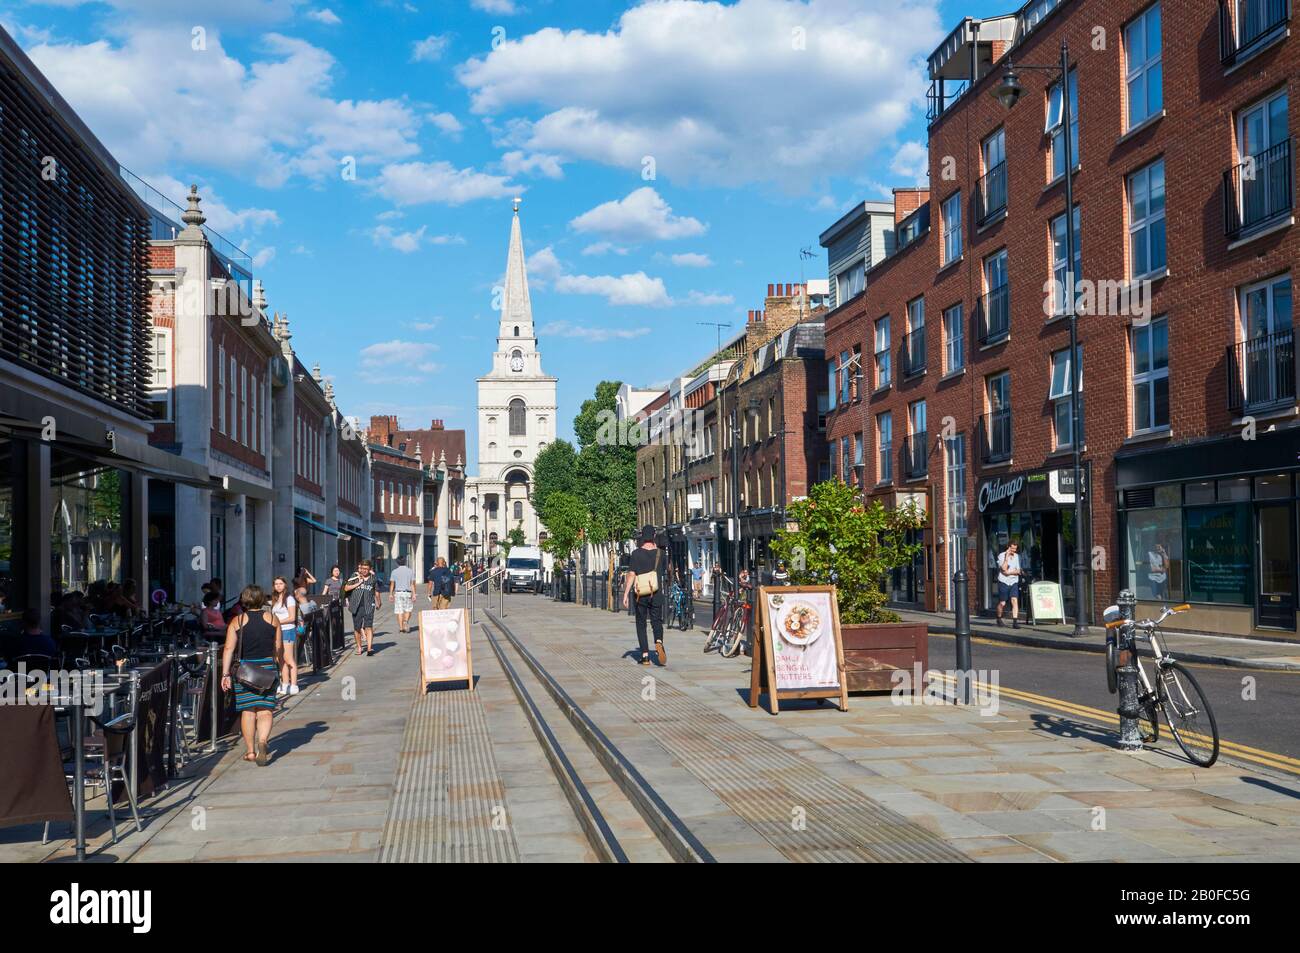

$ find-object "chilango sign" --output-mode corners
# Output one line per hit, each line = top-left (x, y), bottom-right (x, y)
(978, 466), (1089, 514)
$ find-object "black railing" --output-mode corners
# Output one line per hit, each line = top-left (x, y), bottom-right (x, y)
(926, 78), (969, 125)
(977, 284), (1010, 346)
(1224, 138), (1294, 239)
(1220, 0), (1290, 65)
(1227, 329), (1296, 412)
(977, 161), (1007, 225)
(902, 432), (928, 479)
(977, 409), (1013, 464)
(902, 327), (926, 378)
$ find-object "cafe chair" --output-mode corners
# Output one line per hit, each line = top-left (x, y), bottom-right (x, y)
(13, 654), (55, 683)
(43, 709), (143, 848)
(173, 654), (209, 765)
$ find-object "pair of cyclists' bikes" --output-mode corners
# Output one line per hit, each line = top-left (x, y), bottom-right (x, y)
(1103, 602), (1219, 767)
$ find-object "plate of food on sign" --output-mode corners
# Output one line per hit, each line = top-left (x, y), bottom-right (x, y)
(778, 601), (824, 647)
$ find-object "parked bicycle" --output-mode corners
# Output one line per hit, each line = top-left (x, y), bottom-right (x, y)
(704, 574), (751, 658)
(665, 580), (695, 631)
(1104, 602), (1219, 767)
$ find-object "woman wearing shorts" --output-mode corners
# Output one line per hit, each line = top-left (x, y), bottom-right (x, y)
(220, 585), (282, 766)
(270, 576), (300, 695)
(345, 561), (380, 656)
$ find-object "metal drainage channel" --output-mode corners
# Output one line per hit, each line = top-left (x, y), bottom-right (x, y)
(480, 620), (628, 863)
(482, 612), (715, 863)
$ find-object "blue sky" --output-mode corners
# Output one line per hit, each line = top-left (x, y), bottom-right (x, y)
(2, 0), (1010, 472)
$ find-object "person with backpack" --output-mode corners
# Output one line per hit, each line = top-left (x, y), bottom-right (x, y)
(427, 557), (455, 610)
(621, 524), (666, 667)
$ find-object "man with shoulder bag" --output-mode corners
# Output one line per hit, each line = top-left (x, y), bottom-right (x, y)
(621, 524), (667, 667)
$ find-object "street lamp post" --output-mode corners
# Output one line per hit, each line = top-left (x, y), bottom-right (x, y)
(993, 39), (1089, 636)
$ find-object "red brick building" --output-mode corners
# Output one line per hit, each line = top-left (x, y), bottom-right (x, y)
(825, 0), (1297, 637)
(368, 415), (468, 570)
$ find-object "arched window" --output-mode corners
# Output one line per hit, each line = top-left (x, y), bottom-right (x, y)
(509, 398), (526, 435)
(514, 326), (519, 336)
(514, 501), (523, 520)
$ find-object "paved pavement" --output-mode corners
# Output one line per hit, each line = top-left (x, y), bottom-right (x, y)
(10, 593), (1300, 863)
(503, 594), (1300, 862)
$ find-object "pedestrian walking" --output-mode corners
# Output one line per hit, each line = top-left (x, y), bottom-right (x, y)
(389, 555), (416, 634)
(270, 576), (300, 695)
(428, 557), (454, 610)
(621, 524), (666, 667)
(220, 584), (282, 767)
(345, 561), (380, 656)
(996, 540), (1022, 628)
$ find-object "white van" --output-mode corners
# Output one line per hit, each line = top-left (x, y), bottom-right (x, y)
(504, 545), (543, 593)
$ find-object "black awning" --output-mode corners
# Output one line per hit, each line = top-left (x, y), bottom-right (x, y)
(1115, 427), (1300, 488)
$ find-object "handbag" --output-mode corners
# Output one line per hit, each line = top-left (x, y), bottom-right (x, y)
(634, 550), (661, 598)
(232, 613), (277, 693)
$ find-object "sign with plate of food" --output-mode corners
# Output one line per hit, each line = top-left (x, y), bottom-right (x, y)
(749, 585), (848, 714)
(417, 607), (474, 690)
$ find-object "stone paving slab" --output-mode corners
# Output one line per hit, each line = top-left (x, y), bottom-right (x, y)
(509, 596), (1300, 862)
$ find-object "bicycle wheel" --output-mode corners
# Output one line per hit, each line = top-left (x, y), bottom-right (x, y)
(1105, 637), (1119, 695)
(1159, 661), (1219, 767)
(682, 598), (695, 631)
(704, 607), (728, 653)
(720, 609), (747, 658)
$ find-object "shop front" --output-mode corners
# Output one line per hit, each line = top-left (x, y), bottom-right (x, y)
(685, 518), (718, 597)
(976, 464), (1091, 621)
(1117, 429), (1300, 636)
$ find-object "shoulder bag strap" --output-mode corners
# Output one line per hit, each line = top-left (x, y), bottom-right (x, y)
(236, 613), (245, 663)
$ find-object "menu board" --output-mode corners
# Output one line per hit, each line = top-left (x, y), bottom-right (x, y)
(1028, 581), (1064, 624)
(417, 608), (474, 690)
(749, 585), (848, 714)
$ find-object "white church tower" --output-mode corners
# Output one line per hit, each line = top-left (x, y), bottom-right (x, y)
(465, 200), (558, 560)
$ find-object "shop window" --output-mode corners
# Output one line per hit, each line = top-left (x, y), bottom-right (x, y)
(1217, 477), (1251, 501)
(1184, 481), (1215, 504)
(1184, 503), (1252, 604)
(1125, 504), (1182, 602)
(1255, 473), (1292, 499)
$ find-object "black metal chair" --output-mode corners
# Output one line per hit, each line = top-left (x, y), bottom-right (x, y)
(43, 700), (143, 847)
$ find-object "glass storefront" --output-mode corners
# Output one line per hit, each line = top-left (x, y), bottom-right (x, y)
(50, 450), (127, 596)
(1121, 472), (1296, 629)
(0, 438), (16, 618)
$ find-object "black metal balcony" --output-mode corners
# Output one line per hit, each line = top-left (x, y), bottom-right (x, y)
(976, 161), (1007, 225)
(1224, 138), (1294, 239)
(1220, 0), (1290, 66)
(902, 432), (928, 480)
(902, 327), (926, 379)
(1227, 329), (1296, 412)
(926, 78), (969, 125)
(977, 408), (1013, 464)
(977, 284), (1010, 346)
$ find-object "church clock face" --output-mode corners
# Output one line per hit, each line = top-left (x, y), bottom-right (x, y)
(510, 354), (524, 372)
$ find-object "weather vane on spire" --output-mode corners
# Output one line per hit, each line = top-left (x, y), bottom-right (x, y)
(512, 196), (521, 213)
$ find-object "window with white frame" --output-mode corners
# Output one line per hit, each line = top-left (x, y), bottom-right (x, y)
(149, 329), (172, 420)
(229, 357), (237, 441)
(1051, 206), (1082, 317)
(1124, 4), (1162, 130)
(1131, 316), (1169, 433)
(944, 303), (964, 373)
(1046, 68), (1079, 181)
(217, 344), (226, 434)
(836, 260), (865, 304)
(238, 366), (246, 445)
(877, 411), (893, 483)
(1128, 158), (1166, 278)
(906, 297), (925, 375)
(839, 349), (852, 404)
(840, 436), (852, 484)
(1049, 346), (1083, 448)
(941, 192), (962, 265)
(875, 316), (892, 388)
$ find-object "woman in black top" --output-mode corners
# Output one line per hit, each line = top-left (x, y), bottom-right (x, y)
(220, 584), (283, 766)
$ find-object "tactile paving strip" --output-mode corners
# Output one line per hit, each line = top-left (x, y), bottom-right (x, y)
(379, 687), (520, 863)
(516, 612), (970, 863)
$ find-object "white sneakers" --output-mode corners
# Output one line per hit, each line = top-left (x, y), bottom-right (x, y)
(276, 685), (287, 697)
(289, 684), (300, 696)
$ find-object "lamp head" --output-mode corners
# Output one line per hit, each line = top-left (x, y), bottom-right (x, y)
(992, 64), (1023, 110)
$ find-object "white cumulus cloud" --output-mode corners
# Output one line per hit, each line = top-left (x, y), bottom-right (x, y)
(554, 272), (671, 307)
(569, 187), (705, 243)
(539, 321), (652, 342)
(412, 34), (451, 63)
(371, 160), (520, 206)
(456, 0), (943, 190)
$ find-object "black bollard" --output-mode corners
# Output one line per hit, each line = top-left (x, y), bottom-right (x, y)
(1116, 589), (1144, 750)
(953, 561), (972, 705)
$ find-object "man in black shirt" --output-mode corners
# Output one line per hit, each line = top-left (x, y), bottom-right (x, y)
(621, 524), (666, 666)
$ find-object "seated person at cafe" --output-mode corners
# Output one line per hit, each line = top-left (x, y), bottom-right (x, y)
(3, 609), (59, 664)
(201, 592), (226, 640)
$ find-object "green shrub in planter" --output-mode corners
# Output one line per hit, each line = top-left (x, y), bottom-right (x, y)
(770, 479), (925, 625)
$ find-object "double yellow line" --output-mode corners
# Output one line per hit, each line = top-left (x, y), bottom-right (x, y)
(930, 672), (1300, 777)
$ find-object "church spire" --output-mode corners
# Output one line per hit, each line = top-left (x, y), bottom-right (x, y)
(500, 199), (533, 343)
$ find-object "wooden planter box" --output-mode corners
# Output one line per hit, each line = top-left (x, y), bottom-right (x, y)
(841, 622), (928, 694)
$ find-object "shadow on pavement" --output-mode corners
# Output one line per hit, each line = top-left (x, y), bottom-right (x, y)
(269, 720), (329, 758)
